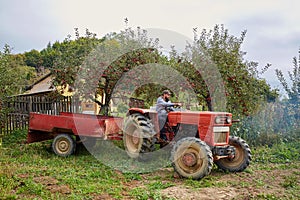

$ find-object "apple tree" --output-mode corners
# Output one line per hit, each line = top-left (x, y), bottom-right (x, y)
(171, 25), (278, 116)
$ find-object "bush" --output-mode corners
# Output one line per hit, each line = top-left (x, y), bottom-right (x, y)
(253, 141), (300, 163)
(232, 101), (299, 146)
(2, 129), (27, 146)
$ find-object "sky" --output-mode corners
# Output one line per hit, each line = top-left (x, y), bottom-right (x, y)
(0, 0), (299, 92)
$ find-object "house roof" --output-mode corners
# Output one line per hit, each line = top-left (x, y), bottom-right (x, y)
(22, 73), (55, 95)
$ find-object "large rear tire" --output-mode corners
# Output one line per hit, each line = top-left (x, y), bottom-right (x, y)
(123, 113), (156, 158)
(171, 137), (213, 180)
(215, 136), (251, 172)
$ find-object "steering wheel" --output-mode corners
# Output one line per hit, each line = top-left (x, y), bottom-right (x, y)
(174, 104), (181, 108)
(166, 103), (182, 112)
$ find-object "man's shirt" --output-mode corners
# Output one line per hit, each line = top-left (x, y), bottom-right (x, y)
(156, 96), (175, 114)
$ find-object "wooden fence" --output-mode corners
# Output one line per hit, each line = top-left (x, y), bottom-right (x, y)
(1, 95), (80, 135)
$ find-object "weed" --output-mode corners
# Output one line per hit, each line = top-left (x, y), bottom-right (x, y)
(184, 176), (223, 188)
(123, 173), (142, 181)
(129, 187), (151, 200)
(255, 193), (278, 199)
(281, 175), (298, 189)
(293, 170), (300, 176)
(148, 181), (175, 190)
(252, 142), (300, 164)
(255, 178), (265, 187)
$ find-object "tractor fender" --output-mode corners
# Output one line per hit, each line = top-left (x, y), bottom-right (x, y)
(127, 108), (157, 116)
(127, 108), (159, 134)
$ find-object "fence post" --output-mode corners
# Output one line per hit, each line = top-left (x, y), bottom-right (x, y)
(28, 96), (32, 114)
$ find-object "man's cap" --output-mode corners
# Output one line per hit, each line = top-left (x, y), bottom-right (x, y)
(163, 90), (171, 95)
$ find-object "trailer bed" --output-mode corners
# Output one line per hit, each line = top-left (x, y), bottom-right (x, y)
(27, 112), (123, 143)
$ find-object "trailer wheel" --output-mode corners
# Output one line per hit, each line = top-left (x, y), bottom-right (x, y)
(52, 134), (76, 157)
(215, 136), (251, 172)
(171, 137), (213, 180)
(123, 113), (156, 158)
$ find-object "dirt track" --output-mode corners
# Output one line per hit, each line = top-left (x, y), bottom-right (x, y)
(159, 166), (299, 200)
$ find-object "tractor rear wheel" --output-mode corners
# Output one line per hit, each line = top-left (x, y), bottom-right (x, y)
(215, 136), (251, 172)
(123, 113), (156, 159)
(52, 134), (76, 157)
(171, 137), (213, 180)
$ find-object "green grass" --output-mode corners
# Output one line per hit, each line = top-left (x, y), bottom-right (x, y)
(252, 141), (300, 166)
(281, 175), (298, 189)
(1, 129), (299, 199)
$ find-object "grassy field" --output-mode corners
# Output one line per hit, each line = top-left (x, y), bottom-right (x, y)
(0, 130), (299, 200)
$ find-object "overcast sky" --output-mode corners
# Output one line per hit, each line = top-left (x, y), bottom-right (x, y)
(1, 0), (299, 91)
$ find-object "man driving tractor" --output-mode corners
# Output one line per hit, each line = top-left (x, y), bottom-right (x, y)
(156, 90), (182, 141)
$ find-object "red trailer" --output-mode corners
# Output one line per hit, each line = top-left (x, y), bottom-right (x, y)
(27, 112), (123, 156)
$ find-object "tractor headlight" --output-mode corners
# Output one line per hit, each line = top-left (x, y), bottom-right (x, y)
(215, 117), (222, 124)
(226, 117), (232, 124)
(215, 116), (232, 124)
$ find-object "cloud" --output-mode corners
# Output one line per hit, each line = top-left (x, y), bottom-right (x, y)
(0, 0), (70, 52)
(0, 0), (299, 91)
(224, 9), (300, 88)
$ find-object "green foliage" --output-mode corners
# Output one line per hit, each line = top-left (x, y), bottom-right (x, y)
(0, 45), (31, 96)
(252, 142), (300, 164)
(233, 48), (300, 147)
(123, 173), (142, 181)
(1, 129), (27, 145)
(281, 175), (298, 189)
(129, 187), (152, 200)
(72, 27), (165, 114)
(176, 24), (278, 115)
(51, 28), (104, 87)
(129, 181), (174, 200)
(117, 103), (129, 113)
(276, 50), (300, 103)
(232, 100), (300, 147)
(40, 42), (59, 68)
(24, 49), (42, 68)
(255, 193), (278, 200)
(184, 176), (226, 188)
(1, 24), (279, 119)
(276, 49), (300, 125)
(0, 45), (38, 127)
(50, 25), (278, 117)
(148, 181), (175, 190)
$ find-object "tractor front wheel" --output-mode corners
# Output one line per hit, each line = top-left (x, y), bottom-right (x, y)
(215, 136), (251, 172)
(171, 137), (213, 180)
(52, 134), (76, 157)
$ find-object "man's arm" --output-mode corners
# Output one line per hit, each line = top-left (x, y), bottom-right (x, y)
(157, 97), (175, 107)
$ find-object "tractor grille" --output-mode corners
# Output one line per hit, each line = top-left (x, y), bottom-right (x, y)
(214, 132), (227, 143)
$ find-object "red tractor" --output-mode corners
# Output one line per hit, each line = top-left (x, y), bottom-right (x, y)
(123, 107), (251, 180)
(27, 107), (251, 180)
